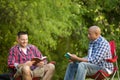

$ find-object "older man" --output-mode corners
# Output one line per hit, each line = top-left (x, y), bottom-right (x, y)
(64, 26), (114, 80)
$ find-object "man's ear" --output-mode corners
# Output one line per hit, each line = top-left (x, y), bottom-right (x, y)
(96, 32), (99, 36)
(16, 36), (19, 42)
(95, 32), (99, 38)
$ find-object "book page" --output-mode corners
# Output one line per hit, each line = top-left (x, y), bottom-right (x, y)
(31, 56), (47, 62)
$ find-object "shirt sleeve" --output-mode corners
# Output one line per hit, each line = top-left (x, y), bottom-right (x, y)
(32, 45), (48, 63)
(8, 47), (16, 67)
(32, 45), (43, 58)
(14, 63), (19, 69)
(88, 42), (109, 65)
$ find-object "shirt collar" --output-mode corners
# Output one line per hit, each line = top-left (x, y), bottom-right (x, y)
(17, 44), (30, 51)
(90, 35), (102, 44)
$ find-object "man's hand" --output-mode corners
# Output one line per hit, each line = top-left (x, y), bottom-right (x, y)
(36, 61), (45, 67)
(70, 54), (80, 62)
(24, 61), (35, 66)
(17, 64), (24, 69)
(70, 54), (88, 62)
(17, 61), (36, 69)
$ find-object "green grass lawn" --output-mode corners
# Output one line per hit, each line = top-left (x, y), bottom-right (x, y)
(86, 78), (119, 80)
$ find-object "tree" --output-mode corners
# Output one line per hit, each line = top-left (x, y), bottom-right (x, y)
(0, 0), (120, 79)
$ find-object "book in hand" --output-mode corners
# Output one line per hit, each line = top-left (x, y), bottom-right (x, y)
(31, 56), (47, 62)
(64, 52), (72, 59)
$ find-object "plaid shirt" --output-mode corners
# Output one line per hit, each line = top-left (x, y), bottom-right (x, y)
(8, 44), (45, 69)
(88, 36), (114, 72)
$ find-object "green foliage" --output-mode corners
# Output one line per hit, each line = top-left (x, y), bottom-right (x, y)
(0, 0), (120, 79)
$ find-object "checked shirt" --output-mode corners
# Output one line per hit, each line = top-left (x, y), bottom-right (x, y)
(87, 36), (114, 72)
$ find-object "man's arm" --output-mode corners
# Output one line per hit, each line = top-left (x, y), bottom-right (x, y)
(8, 48), (16, 67)
(69, 54), (88, 62)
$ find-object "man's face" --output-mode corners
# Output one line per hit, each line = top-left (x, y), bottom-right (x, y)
(17, 34), (28, 48)
(88, 29), (97, 41)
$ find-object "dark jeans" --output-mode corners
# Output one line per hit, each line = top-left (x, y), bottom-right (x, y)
(0, 73), (11, 80)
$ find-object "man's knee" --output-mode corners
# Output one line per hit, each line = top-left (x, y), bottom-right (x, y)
(78, 62), (87, 69)
(47, 63), (55, 71)
(21, 65), (31, 74)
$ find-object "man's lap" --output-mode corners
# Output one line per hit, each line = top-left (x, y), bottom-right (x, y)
(14, 63), (54, 78)
(68, 62), (102, 75)
(78, 62), (102, 76)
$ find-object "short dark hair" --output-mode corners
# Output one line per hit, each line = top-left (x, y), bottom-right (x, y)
(17, 31), (28, 37)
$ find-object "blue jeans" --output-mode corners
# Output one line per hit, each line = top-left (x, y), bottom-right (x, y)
(64, 62), (102, 80)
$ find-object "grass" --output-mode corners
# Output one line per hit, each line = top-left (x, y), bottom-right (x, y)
(86, 78), (119, 80)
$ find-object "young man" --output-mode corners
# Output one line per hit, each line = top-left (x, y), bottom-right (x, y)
(64, 26), (114, 80)
(8, 31), (55, 80)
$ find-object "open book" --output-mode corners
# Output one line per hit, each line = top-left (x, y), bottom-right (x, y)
(31, 56), (47, 62)
(64, 52), (72, 59)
